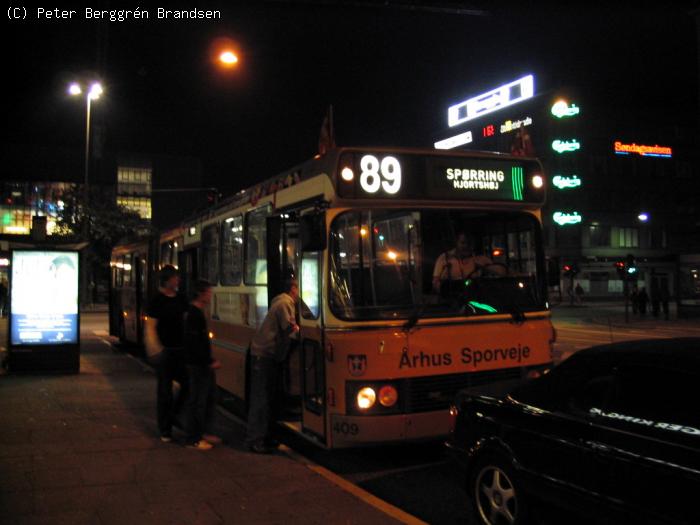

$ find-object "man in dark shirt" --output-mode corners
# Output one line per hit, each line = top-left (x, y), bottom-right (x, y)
(184, 280), (221, 450)
(145, 265), (189, 442)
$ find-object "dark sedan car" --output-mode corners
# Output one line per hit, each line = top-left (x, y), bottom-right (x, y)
(446, 337), (700, 525)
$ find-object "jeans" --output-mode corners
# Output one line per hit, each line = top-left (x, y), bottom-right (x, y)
(245, 355), (282, 445)
(186, 365), (217, 443)
(155, 347), (189, 437)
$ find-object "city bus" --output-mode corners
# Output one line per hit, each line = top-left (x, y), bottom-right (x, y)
(110, 147), (555, 448)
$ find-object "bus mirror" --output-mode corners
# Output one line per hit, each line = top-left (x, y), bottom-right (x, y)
(300, 212), (326, 251)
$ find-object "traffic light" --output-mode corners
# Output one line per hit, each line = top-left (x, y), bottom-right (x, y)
(562, 263), (579, 277)
(614, 260), (626, 277)
(626, 253), (637, 276)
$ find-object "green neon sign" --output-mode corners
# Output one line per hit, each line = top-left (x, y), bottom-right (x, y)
(552, 175), (582, 190)
(553, 211), (582, 226)
(552, 139), (581, 154)
(551, 101), (580, 118)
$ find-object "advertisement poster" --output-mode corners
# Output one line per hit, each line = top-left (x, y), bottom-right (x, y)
(10, 250), (79, 345)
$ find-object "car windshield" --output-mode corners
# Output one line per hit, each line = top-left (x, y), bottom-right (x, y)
(329, 209), (547, 320)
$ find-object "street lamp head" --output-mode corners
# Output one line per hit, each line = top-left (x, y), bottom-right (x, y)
(219, 50), (239, 67)
(68, 83), (82, 96)
(88, 83), (103, 100)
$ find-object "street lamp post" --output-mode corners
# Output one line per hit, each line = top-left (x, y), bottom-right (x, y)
(69, 82), (103, 189)
(69, 81), (102, 307)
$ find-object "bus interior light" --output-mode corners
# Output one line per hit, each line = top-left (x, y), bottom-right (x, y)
(357, 387), (376, 410)
(379, 385), (398, 407)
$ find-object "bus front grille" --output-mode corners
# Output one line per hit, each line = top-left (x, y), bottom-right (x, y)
(405, 368), (522, 413)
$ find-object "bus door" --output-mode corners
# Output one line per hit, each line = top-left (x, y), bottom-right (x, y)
(267, 212), (326, 443)
(299, 212), (327, 443)
(177, 247), (198, 299)
(266, 215), (303, 412)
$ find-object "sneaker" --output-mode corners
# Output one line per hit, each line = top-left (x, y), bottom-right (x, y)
(188, 440), (214, 450)
(160, 435), (172, 443)
(203, 434), (222, 445)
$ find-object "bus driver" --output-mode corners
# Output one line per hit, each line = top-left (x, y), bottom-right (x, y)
(432, 232), (501, 295)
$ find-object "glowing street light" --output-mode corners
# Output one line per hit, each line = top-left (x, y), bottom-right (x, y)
(638, 212), (649, 222)
(69, 81), (103, 188)
(219, 50), (239, 66)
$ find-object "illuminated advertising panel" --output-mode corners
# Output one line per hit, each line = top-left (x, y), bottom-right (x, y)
(613, 141), (672, 158)
(448, 75), (535, 127)
(10, 250), (79, 345)
(337, 151), (545, 204)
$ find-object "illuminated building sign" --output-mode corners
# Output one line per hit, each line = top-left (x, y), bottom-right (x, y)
(337, 151), (545, 204)
(552, 175), (582, 190)
(552, 139), (581, 154)
(553, 211), (582, 226)
(448, 75), (535, 127)
(551, 100), (580, 118)
(482, 124), (495, 137)
(613, 141), (672, 158)
(434, 130), (473, 150)
(500, 117), (532, 134)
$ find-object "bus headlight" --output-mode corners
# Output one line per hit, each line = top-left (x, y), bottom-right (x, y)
(378, 385), (398, 407)
(356, 387), (376, 410)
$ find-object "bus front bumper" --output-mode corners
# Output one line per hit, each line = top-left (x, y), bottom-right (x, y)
(329, 411), (451, 448)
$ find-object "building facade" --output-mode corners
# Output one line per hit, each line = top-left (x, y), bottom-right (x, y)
(433, 74), (700, 303)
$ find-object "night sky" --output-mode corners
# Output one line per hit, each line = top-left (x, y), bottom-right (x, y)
(6, 2), (699, 194)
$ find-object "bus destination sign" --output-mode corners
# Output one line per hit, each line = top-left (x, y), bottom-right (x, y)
(428, 159), (528, 201)
(338, 152), (543, 204)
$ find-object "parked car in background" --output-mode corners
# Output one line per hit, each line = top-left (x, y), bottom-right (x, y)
(446, 338), (700, 525)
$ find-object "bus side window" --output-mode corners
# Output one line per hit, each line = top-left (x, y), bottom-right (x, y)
(221, 215), (243, 285)
(300, 252), (320, 319)
(244, 206), (270, 285)
(201, 224), (220, 285)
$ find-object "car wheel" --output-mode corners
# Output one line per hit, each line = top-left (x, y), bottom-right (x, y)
(471, 454), (529, 525)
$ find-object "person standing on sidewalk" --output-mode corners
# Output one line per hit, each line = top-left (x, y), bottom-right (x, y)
(637, 286), (649, 316)
(659, 283), (670, 320)
(245, 278), (300, 454)
(145, 265), (190, 442)
(184, 280), (222, 450)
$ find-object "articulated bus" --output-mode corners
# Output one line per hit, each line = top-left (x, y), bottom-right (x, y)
(110, 147), (555, 448)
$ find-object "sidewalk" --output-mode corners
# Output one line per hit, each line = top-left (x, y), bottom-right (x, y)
(0, 320), (402, 525)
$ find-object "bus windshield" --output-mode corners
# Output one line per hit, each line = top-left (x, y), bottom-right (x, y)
(330, 209), (546, 320)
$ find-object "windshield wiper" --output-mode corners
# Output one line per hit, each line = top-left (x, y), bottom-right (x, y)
(403, 303), (426, 331)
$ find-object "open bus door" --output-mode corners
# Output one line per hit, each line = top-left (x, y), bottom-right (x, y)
(177, 247), (198, 299)
(267, 212), (327, 445)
